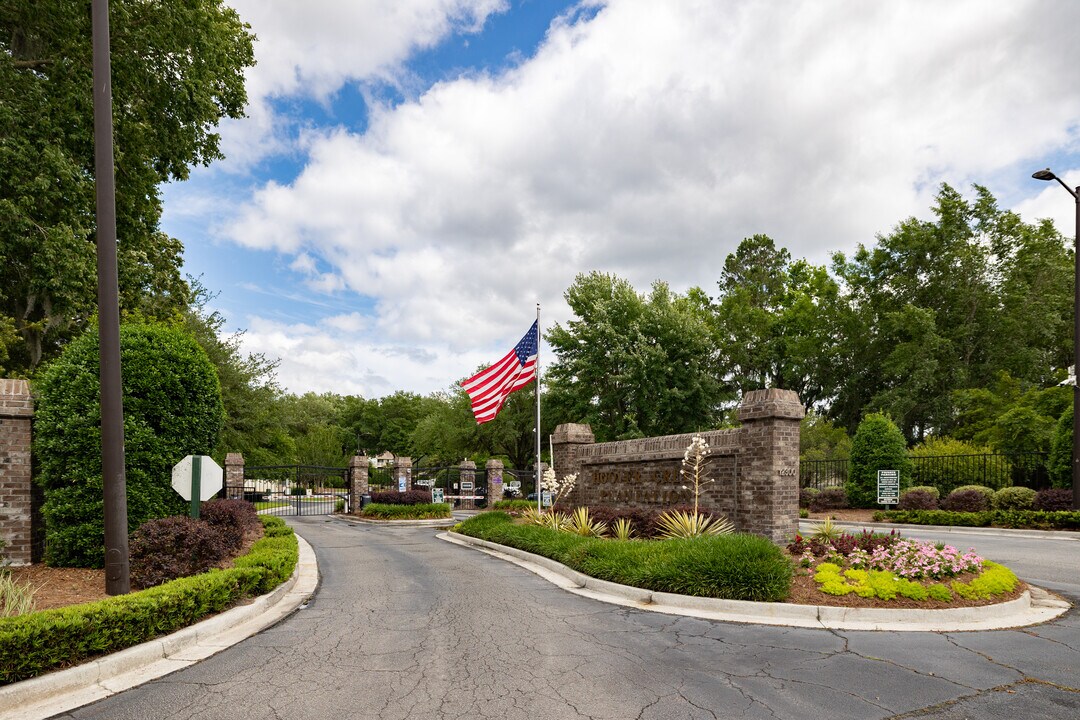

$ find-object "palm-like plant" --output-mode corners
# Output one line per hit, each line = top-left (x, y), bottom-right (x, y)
(810, 517), (842, 543)
(567, 507), (608, 537)
(654, 509), (734, 539)
(611, 517), (636, 541)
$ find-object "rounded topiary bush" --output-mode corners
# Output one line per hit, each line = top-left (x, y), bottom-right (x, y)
(129, 516), (229, 589)
(846, 413), (913, 508)
(991, 486), (1037, 511)
(1034, 488), (1073, 511)
(35, 323), (224, 567)
(799, 487), (820, 509)
(940, 488), (991, 512)
(907, 485), (940, 500)
(897, 488), (938, 510)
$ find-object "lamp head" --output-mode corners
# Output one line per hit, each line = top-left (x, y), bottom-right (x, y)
(1032, 169), (1057, 181)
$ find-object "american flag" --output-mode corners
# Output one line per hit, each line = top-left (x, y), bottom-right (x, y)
(461, 321), (538, 424)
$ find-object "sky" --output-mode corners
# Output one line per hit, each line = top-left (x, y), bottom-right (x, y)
(162, 0), (1080, 400)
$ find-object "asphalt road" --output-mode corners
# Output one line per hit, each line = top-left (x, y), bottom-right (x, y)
(52, 517), (1080, 720)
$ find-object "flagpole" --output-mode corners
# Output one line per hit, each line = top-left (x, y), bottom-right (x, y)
(535, 303), (542, 514)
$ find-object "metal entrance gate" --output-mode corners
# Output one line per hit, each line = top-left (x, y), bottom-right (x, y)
(243, 464), (349, 516)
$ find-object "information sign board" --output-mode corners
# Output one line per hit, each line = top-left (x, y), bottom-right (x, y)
(461, 481), (474, 491)
(542, 491), (552, 508)
(877, 469), (900, 505)
(432, 488), (445, 504)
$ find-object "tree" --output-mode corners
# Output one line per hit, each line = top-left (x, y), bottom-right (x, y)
(0, 0), (254, 372)
(846, 413), (912, 508)
(710, 235), (842, 409)
(545, 273), (724, 441)
(35, 323), (224, 567)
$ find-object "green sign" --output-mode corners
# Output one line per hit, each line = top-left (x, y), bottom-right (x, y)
(877, 469), (900, 505)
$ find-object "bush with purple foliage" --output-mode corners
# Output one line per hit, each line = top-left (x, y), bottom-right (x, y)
(897, 489), (938, 510)
(799, 488), (819, 509)
(808, 488), (849, 512)
(1034, 488), (1073, 511)
(200, 499), (260, 551)
(370, 489), (433, 505)
(129, 516), (229, 589)
(940, 488), (990, 512)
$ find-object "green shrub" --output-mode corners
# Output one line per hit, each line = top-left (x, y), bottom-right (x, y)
(1049, 408), (1073, 489)
(0, 515), (295, 684)
(910, 437), (1010, 493)
(991, 509), (1080, 530)
(492, 500), (535, 512)
(953, 485), (995, 501)
(361, 502), (451, 520)
(951, 561), (1017, 600)
(35, 323), (224, 567)
(872, 510), (995, 526)
(455, 512), (791, 602)
(991, 486), (1036, 511)
(847, 413), (912, 508)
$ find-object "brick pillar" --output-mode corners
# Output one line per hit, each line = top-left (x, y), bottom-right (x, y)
(551, 423), (595, 506)
(459, 459), (476, 508)
(349, 455), (369, 513)
(224, 452), (245, 501)
(394, 456), (413, 492)
(0, 379), (38, 565)
(736, 388), (805, 543)
(486, 459), (504, 504)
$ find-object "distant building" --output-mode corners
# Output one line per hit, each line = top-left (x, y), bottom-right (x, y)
(370, 451), (396, 468)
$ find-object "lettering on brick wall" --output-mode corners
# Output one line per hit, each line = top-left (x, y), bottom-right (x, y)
(778, 467), (796, 477)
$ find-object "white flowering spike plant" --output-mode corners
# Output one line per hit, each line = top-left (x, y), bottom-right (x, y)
(680, 435), (714, 517)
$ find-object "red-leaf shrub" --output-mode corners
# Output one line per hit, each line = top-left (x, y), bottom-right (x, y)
(799, 488), (819, 509)
(1034, 488), (1073, 511)
(200, 499), (260, 551)
(897, 489), (938, 511)
(583, 506), (654, 537)
(808, 488), (849, 512)
(129, 516), (229, 589)
(370, 489), (433, 506)
(940, 488), (990, 512)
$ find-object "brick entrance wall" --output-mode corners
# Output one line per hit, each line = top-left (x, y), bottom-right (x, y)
(552, 388), (804, 543)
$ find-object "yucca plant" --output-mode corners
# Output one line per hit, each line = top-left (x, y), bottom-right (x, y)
(809, 517), (842, 543)
(654, 509), (734, 539)
(539, 511), (570, 531)
(611, 517), (636, 541)
(522, 506), (547, 526)
(567, 507), (608, 537)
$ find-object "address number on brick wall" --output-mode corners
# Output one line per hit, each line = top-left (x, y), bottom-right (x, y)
(778, 467), (796, 477)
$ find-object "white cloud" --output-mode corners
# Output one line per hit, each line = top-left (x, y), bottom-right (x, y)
(210, 0), (1080, 395)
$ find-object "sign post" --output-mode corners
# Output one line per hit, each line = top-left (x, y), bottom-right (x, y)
(877, 469), (900, 507)
(172, 455), (224, 519)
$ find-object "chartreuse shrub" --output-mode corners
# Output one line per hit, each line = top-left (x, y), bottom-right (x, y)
(910, 437), (1010, 493)
(455, 512), (792, 602)
(991, 486), (1036, 511)
(35, 323), (224, 567)
(847, 414), (912, 508)
(361, 502), (451, 520)
(813, 560), (1016, 603)
(951, 562), (1018, 600)
(0, 516), (296, 684)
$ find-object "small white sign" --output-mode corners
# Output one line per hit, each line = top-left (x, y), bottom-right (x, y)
(461, 481), (474, 491)
(171, 455), (223, 502)
(542, 491), (552, 508)
(398, 476), (407, 492)
(507, 480), (521, 491)
(432, 488), (445, 504)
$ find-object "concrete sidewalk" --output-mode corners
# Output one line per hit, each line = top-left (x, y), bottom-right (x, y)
(0, 534), (319, 720)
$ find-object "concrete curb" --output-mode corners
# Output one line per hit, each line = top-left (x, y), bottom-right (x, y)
(0, 533), (319, 720)
(440, 531), (1072, 632)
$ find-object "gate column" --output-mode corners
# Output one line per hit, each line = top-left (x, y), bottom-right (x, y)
(394, 456), (413, 492)
(459, 460), (476, 509)
(349, 455), (369, 513)
(225, 453), (244, 501)
(486, 459), (504, 504)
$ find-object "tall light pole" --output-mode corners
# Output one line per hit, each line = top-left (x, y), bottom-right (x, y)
(1032, 168), (1080, 510)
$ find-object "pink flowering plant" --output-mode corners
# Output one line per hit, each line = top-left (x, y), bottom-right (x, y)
(856, 539), (982, 580)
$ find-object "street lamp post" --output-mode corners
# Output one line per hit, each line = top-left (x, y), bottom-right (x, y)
(1032, 168), (1080, 510)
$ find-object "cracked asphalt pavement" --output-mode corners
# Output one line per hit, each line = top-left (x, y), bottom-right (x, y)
(53, 516), (1080, 720)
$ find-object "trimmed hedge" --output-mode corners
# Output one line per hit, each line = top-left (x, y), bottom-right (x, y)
(0, 516), (297, 684)
(491, 500), (536, 512)
(1035, 488), (1073, 511)
(873, 509), (1080, 530)
(361, 503), (451, 520)
(991, 486), (1036, 511)
(455, 512), (792, 602)
(129, 516), (230, 590)
(369, 490), (433, 506)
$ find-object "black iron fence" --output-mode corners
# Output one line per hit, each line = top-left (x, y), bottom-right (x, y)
(800, 453), (1050, 494)
(243, 464), (348, 515)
